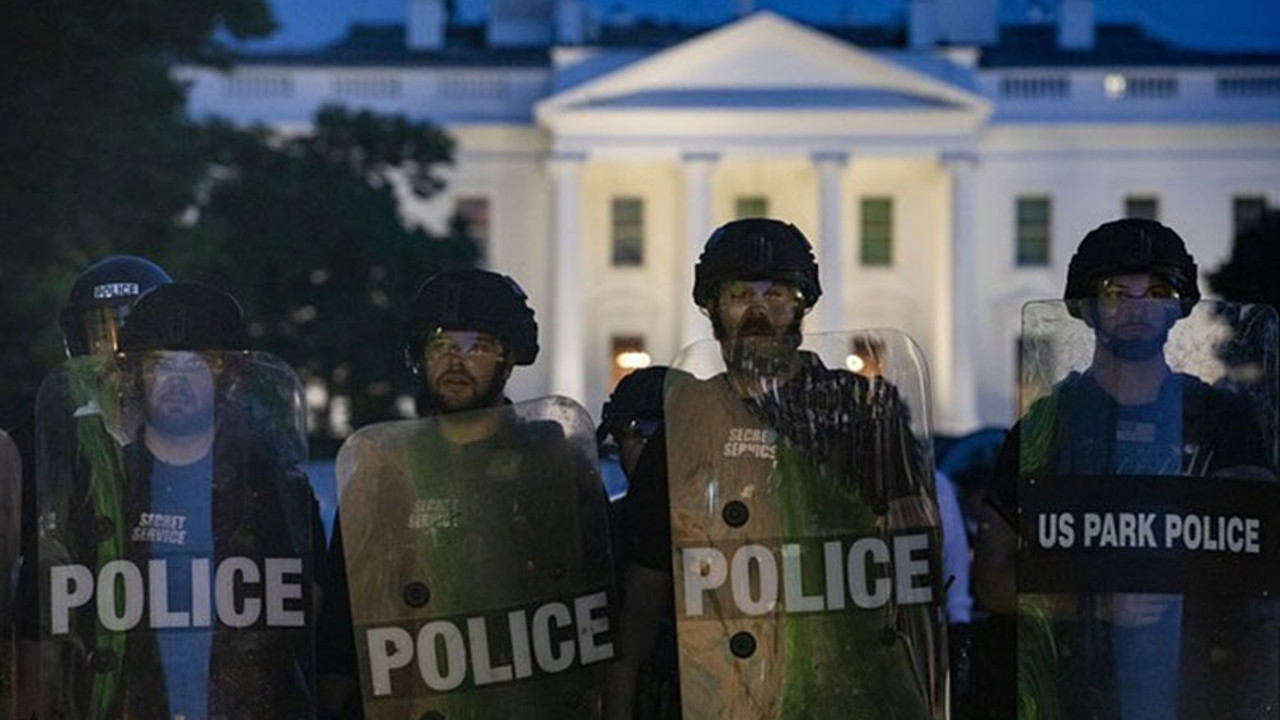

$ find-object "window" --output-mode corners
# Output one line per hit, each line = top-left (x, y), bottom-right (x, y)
(1105, 74), (1178, 100)
(1125, 76), (1178, 99)
(611, 197), (645, 267)
(859, 197), (893, 267)
(455, 197), (490, 260)
(1124, 196), (1160, 221)
(1015, 196), (1051, 267)
(1234, 196), (1268, 236)
(333, 74), (401, 100)
(226, 73), (294, 99)
(610, 336), (649, 389)
(439, 73), (509, 99)
(735, 196), (769, 219)
(1217, 75), (1280, 98)
(999, 75), (1070, 99)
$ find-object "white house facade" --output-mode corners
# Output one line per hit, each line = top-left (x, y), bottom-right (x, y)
(178, 0), (1280, 435)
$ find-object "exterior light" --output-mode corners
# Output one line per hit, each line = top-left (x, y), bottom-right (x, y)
(1105, 73), (1127, 99)
(616, 350), (652, 370)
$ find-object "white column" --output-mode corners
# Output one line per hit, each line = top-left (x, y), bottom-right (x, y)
(940, 151), (981, 433)
(680, 152), (718, 347)
(813, 151), (849, 333)
(548, 152), (586, 402)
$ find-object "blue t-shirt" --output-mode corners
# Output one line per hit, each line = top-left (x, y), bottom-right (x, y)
(148, 454), (214, 720)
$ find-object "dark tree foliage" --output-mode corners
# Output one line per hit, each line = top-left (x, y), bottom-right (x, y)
(1208, 209), (1280, 457)
(166, 108), (476, 456)
(1209, 209), (1280, 312)
(0, 0), (477, 459)
(0, 0), (276, 430)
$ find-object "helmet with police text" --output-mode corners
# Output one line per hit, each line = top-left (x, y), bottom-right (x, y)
(1064, 218), (1200, 317)
(693, 218), (821, 310)
(403, 268), (539, 374)
(118, 283), (250, 352)
(598, 365), (668, 444)
(59, 255), (173, 357)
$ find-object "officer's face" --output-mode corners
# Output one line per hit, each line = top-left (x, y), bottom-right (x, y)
(1089, 273), (1182, 360)
(423, 330), (507, 413)
(1092, 273), (1180, 335)
(143, 351), (216, 436)
(713, 280), (804, 341)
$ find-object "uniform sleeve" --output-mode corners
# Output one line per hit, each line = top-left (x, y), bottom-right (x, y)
(309, 490), (330, 603)
(623, 428), (672, 573)
(986, 424), (1020, 529)
(316, 514), (358, 680)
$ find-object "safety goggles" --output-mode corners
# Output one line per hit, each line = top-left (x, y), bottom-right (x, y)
(717, 280), (803, 311)
(424, 330), (504, 364)
(1095, 276), (1181, 301)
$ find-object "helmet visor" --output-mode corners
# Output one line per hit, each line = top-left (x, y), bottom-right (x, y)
(423, 329), (505, 366)
(62, 304), (131, 357)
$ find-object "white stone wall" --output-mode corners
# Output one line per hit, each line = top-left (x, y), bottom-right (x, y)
(174, 12), (1280, 432)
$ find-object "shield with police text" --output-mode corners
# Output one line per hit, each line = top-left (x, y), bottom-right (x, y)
(1015, 299), (1280, 719)
(336, 396), (615, 719)
(36, 350), (316, 720)
(0, 430), (20, 716)
(666, 330), (946, 720)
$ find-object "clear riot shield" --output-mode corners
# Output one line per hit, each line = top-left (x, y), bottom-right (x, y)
(667, 330), (946, 720)
(0, 430), (19, 717)
(336, 395), (615, 720)
(1015, 299), (1280, 719)
(37, 350), (316, 720)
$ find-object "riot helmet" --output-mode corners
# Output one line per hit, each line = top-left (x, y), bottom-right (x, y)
(403, 268), (539, 375)
(598, 365), (668, 445)
(1064, 218), (1200, 318)
(693, 218), (821, 311)
(118, 283), (249, 353)
(59, 255), (172, 357)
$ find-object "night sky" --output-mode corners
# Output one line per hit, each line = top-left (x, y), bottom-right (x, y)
(247, 0), (1280, 52)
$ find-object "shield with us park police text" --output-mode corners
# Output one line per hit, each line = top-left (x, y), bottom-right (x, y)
(336, 396), (615, 720)
(1015, 299), (1280, 719)
(37, 350), (316, 720)
(667, 330), (946, 720)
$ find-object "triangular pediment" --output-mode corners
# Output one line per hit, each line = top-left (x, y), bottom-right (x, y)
(538, 11), (988, 118)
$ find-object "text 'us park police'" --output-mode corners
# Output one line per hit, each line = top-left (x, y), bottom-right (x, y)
(1035, 511), (1263, 554)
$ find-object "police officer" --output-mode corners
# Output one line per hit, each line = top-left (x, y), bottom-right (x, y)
(40, 282), (323, 719)
(612, 218), (941, 719)
(599, 366), (668, 480)
(597, 366), (677, 720)
(320, 268), (613, 719)
(973, 218), (1275, 719)
(15, 255), (172, 718)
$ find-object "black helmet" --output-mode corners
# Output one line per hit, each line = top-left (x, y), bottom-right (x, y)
(598, 365), (668, 444)
(60, 255), (172, 356)
(693, 218), (821, 310)
(1065, 218), (1200, 317)
(403, 268), (539, 374)
(118, 283), (249, 352)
